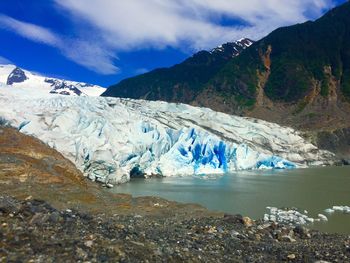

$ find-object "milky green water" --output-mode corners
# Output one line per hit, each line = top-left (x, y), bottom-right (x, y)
(111, 166), (350, 234)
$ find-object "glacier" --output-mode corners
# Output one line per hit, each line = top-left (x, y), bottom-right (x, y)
(0, 86), (334, 185)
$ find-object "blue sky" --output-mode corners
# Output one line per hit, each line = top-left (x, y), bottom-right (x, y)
(0, 0), (347, 87)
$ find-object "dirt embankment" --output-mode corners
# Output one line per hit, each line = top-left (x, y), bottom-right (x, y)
(0, 127), (211, 217)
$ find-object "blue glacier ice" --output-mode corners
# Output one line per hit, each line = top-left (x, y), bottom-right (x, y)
(0, 91), (334, 184)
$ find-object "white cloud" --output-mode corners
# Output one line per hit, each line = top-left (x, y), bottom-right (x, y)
(0, 55), (13, 65)
(55, 0), (337, 51)
(61, 40), (119, 74)
(0, 1), (340, 74)
(0, 14), (61, 46)
(0, 14), (118, 74)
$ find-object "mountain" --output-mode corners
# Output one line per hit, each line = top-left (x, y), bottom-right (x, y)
(0, 86), (334, 184)
(0, 64), (105, 96)
(102, 2), (350, 159)
(102, 38), (253, 101)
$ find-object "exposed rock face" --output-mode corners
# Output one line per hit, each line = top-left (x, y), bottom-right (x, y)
(47, 80), (83, 96)
(209, 38), (254, 58)
(316, 127), (350, 163)
(6, 67), (27, 85)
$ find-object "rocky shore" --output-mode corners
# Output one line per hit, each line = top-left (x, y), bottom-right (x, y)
(1, 195), (350, 263)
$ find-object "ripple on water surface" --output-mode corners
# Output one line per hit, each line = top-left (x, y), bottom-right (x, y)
(111, 166), (350, 234)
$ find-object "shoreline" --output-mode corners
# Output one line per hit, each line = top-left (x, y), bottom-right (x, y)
(1, 127), (350, 261)
(1, 194), (349, 262)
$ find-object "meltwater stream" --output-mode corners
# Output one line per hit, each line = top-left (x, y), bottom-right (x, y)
(111, 166), (350, 234)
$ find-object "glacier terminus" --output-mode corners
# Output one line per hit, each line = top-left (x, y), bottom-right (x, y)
(0, 86), (334, 185)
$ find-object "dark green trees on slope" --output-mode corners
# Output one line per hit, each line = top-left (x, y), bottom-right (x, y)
(102, 39), (254, 103)
(261, 1), (350, 102)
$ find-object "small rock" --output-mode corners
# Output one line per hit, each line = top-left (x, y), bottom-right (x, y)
(116, 224), (125, 230)
(217, 226), (224, 233)
(207, 226), (217, 234)
(130, 241), (145, 247)
(294, 225), (310, 239)
(287, 253), (296, 260)
(76, 247), (88, 259)
(0, 196), (20, 214)
(280, 235), (296, 243)
(242, 216), (254, 227)
(230, 230), (240, 238)
(30, 213), (48, 225)
(49, 211), (61, 223)
(84, 240), (93, 248)
(223, 214), (243, 224)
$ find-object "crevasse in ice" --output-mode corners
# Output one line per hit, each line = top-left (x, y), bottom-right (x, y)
(0, 88), (334, 184)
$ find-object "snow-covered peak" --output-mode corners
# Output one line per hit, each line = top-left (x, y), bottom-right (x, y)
(0, 64), (105, 96)
(235, 38), (254, 48)
(210, 38), (254, 57)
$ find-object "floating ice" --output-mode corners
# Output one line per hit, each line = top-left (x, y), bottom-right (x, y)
(264, 207), (324, 225)
(325, 206), (350, 214)
(318, 214), (328, 221)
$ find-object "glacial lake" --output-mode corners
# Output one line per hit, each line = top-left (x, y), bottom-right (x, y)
(111, 166), (350, 234)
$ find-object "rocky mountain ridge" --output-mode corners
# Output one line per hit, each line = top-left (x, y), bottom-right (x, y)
(0, 64), (105, 96)
(102, 38), (253, 101)
(102, 2), (350, 159)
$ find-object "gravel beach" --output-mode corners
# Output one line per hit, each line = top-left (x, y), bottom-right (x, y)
(1, 195), (350, 262)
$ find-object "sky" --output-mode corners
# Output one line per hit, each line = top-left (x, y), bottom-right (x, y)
(0, 0), (347, 87)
